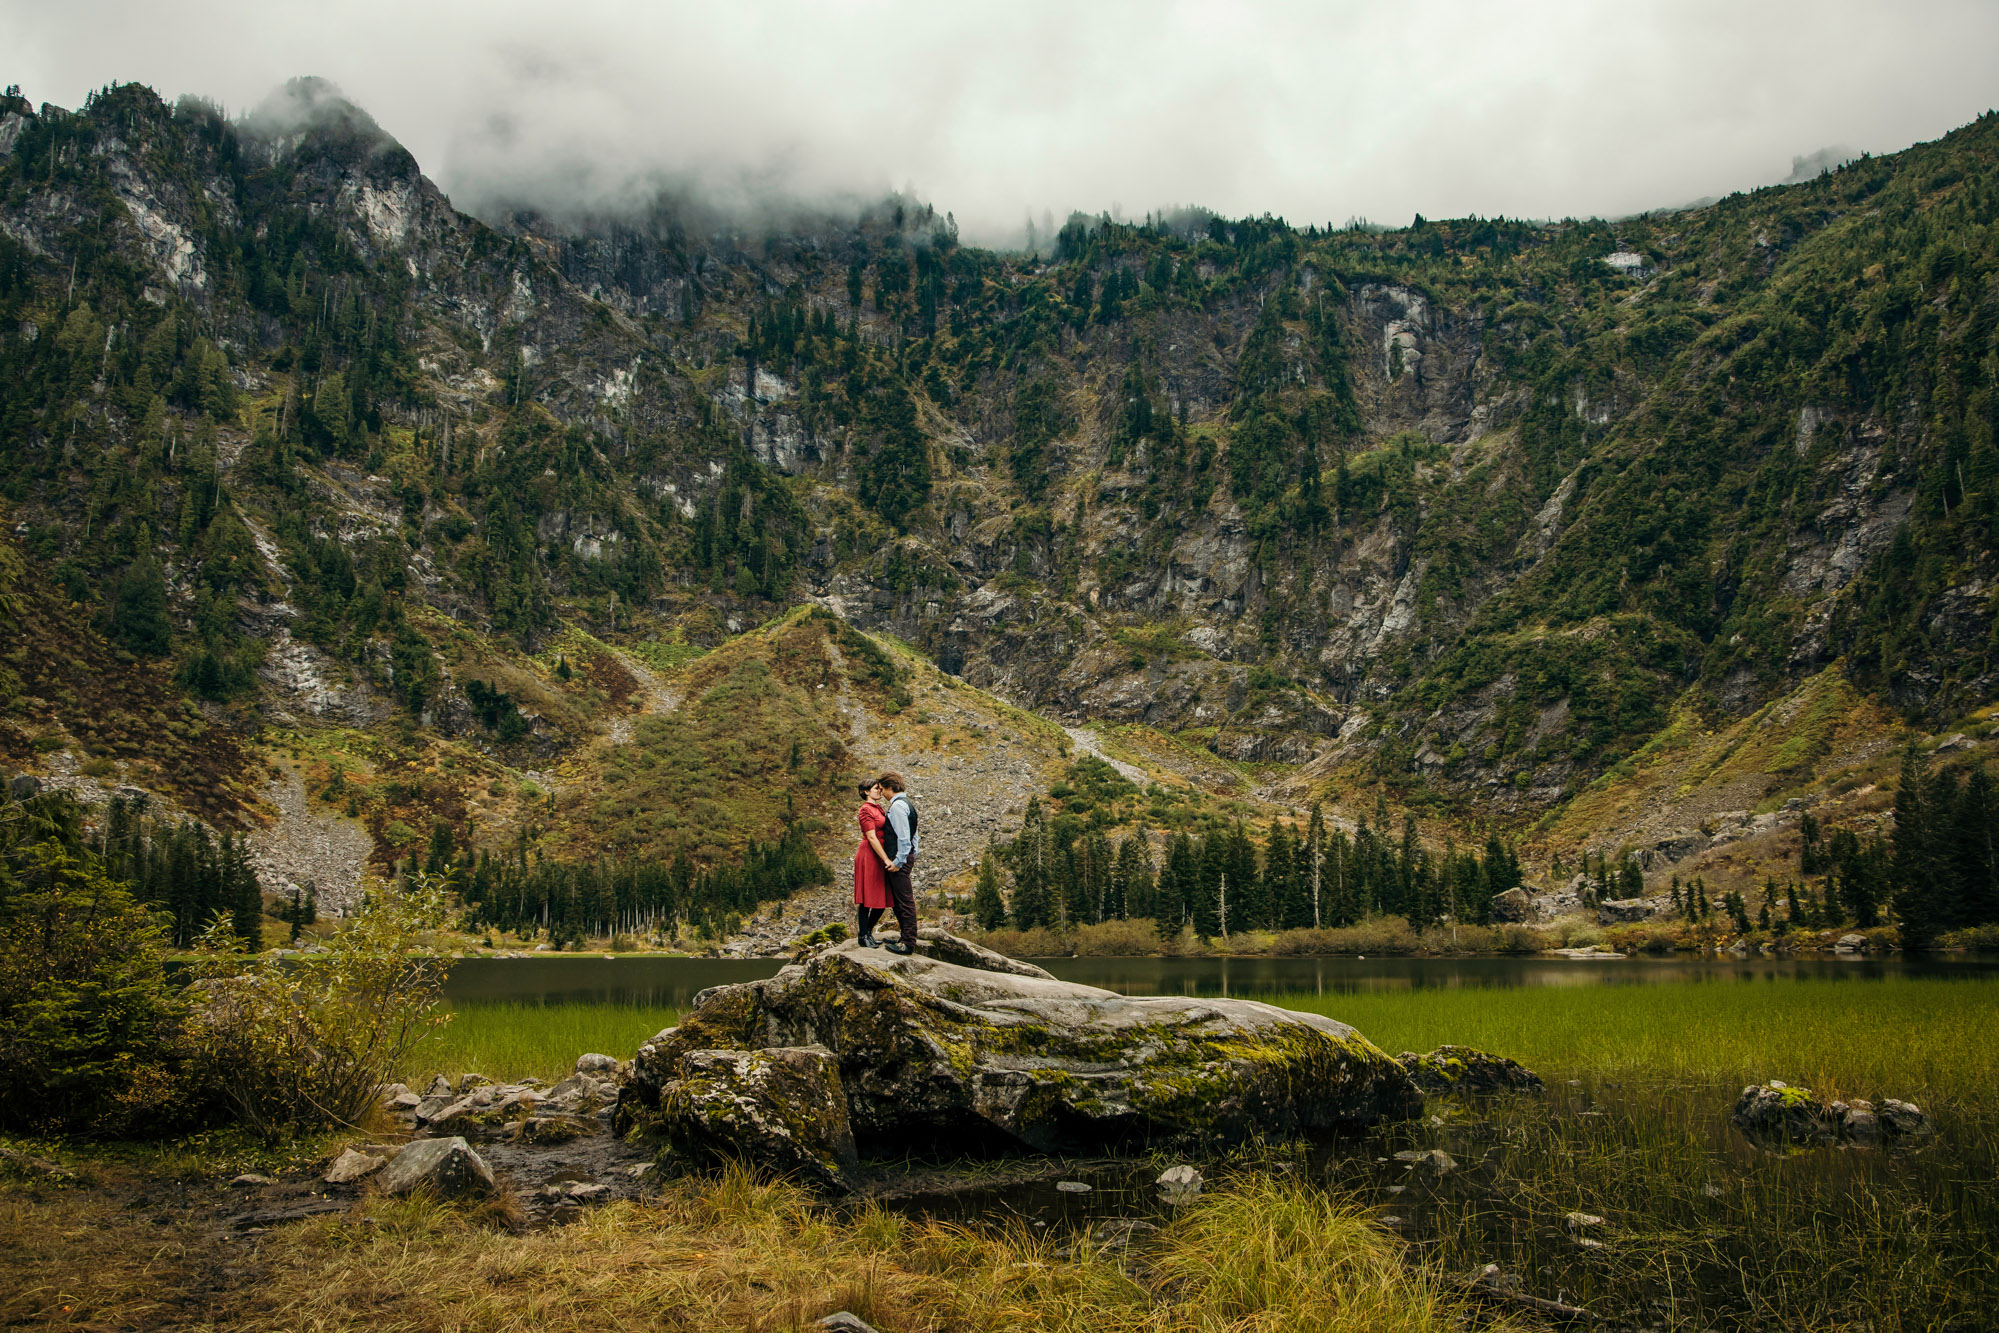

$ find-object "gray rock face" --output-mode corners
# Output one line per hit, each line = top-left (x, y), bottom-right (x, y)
(621, 933), (1419, 1162)
(1596, 897), (1656, 925)
(1397, 1045), (1545, 1096)
(1489, 887), (1535, 923)
(656, 1045), (858, 1192)
(378, 1136), (496, 1197)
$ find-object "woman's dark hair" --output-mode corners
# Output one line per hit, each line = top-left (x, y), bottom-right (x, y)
(857, 781), (877, 798)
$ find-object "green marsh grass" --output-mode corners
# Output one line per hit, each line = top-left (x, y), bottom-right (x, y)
(1275, 975), (1999, 1109)
(408, 1002), (679, 1083)
(1272, 977), (1999, 1331)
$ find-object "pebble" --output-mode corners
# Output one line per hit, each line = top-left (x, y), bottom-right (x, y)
(1055, 1181), (1091, 1193)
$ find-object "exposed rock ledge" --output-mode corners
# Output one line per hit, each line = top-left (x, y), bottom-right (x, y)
(617, 930), (1420, 1189)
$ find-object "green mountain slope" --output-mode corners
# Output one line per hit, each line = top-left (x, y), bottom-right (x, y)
(1, 78), (1996, 881)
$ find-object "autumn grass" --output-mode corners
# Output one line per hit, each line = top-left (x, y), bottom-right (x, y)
(408, 1001), (679, 1084)
(0, 1163), (1522, 1332)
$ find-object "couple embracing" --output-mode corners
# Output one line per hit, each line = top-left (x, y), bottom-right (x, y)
(853, 771), (920, 954)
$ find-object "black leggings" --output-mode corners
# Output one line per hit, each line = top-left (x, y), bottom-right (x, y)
(857, 905), (884, 937)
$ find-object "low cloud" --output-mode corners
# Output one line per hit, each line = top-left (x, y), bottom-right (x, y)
(8, 1), (1999, 244)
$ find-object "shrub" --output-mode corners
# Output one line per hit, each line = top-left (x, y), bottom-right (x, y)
(1942, 923), (1999, 953)
(1069, 918), (1169, 956)
(1266, 917), (1421, 956)
(188, 874), (453, 1138)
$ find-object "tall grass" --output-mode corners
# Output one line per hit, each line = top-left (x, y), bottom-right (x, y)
(407, 1002), (679, 1084)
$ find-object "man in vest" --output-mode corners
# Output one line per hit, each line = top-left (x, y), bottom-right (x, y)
(876, 771), (920, 954)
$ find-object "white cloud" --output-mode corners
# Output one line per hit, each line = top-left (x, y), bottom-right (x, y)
(7, 0), (1997, 242)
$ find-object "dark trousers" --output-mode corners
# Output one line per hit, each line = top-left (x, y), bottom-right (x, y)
(886, 855), (918, 941)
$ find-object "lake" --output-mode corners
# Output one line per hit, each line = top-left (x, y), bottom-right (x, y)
(441, 951), (1993, 1007)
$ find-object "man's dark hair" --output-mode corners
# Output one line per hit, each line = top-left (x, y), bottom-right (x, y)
(876, 772), (906, 793)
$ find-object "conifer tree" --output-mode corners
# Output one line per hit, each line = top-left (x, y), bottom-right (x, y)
(971, 846), (1007, 931)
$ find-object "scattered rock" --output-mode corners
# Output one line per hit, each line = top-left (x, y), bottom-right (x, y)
(230, 1173), (277, 1187)
(1393, 1148), (1457, 1174)
(1489, 887), (1535, 923)
(655, 1045), (859, 1193)
(1398, 1045), (1545, 1096)
(1732, 1082), (1932, 1149)
(574, 1053), (619, 1075)
(516, 1114), (599, 1146)
(425, 1074), (453, 1098)
(377, 1137), (496, 1198)
(1552, 945), (1626, 960)
(1157, 1164), (1203, 1202)
(457, 1073), (494, 1095)
(1055, 1180), (1091, 1193)
(1574, 1236), (1606, 1250)
(1835, 932), (1869, 955)
(323, 1149), (386, 1185)
(623, 934), (1419, 1160)
(818, 1314), (881, 1333)
(1563, 1211), (1606, 1231)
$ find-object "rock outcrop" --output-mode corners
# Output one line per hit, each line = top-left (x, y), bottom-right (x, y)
(620, 931), (1419, 1174)
(655, 1045), (859, 1192)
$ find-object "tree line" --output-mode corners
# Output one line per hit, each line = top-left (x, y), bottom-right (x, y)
(95, 793), (264, 948)
(455, 823), (831, 945)
(973, 796), (1523, 937)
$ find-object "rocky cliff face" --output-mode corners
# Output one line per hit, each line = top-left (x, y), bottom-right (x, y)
(3, 78), (1995, 831)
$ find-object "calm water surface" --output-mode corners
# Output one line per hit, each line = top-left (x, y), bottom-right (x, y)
(442, 952), (1994, 1006)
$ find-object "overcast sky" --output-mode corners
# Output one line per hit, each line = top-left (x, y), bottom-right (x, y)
(7, 0), (1998, 244)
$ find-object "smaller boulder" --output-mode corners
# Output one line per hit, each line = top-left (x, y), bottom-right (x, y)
(1157, 1164), (1203, 1203)
(1398, 1045), (1545, 1096)
(819, 1315), (881, 1333)
(1489, 887), (1535, 923)
(1393, 1148), (1457, 1174)
(1731, 1081), (1840, 1147)
(1835, 932), (1868, 954)
(377, 1137), (496, 1198)
(656, 1045), (858, 1193)
(324, 1148), (387, 1185)
(1596, 898), (1654, 925)
(1878, 1098), (1933, 1140)
(575, 1052), (619, 1075)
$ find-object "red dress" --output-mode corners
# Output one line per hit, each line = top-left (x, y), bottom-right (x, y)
(853, 802), (890, 908)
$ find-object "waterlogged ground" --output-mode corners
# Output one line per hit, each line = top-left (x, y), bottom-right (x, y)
(433, 955), (1999, 1330)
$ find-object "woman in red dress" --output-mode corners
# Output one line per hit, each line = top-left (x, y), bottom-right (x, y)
(853, 780), (892, 947)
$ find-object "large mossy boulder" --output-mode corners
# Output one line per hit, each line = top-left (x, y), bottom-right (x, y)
(657, 1045), (858, 1192)
(620, 932), (1419, 1159)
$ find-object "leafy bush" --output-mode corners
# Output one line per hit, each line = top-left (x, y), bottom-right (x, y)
(188, 875), (452, 1137)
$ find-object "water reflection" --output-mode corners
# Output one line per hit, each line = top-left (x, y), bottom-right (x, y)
(442, 952), (1992, 1007)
